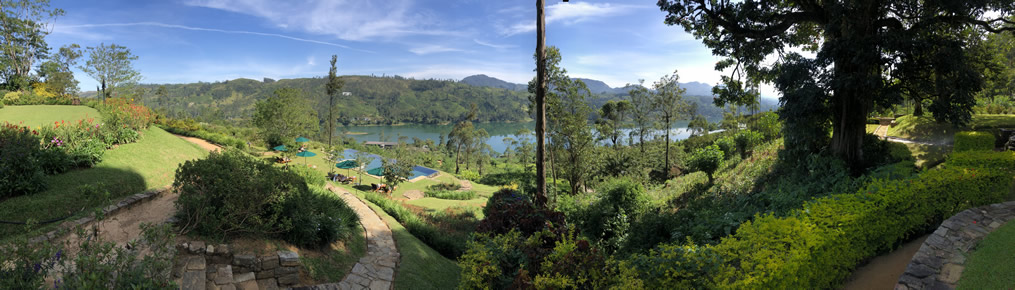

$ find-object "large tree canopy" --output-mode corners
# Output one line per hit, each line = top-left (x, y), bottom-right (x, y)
(0, 0), (63, 90)
(659, 0), (1015, 172)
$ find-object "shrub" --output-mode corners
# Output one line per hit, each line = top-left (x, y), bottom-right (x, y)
(954, 131), (995, 152)
(0, 123), (46, 197)
(424, 189), (476, 200)
(714, 136), (736, 159)
(96, 98), (156, 131)
(282, 186), (361, 248)
(733, 129), (764, 158)
(289, 165), (327, 187)
(58, 223), (177, 289)
(687, 144), (724, 183)
(639, 162), (1012, 288)
(752, 111), (782, 140)
(359, 190), (467, 258)
(174, 149), (307, 240)
(458, 169), (481, 182)
(478, 188), (566, 237)
(565, 178), (649, 253)
(947, 150), (1015, 170)
(0, 224), (62, 289)
(428, 182), (461, 191)
(629, 243), (723, 289)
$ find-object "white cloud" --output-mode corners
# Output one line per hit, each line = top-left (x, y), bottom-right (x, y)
(57, 22), (370, 52)
(184, 0), (461, 41)
(306, 55), (316, 66)
(473, 39), (515, 50)
(409, 45), (467, 55)
(502, 2), (644, 36)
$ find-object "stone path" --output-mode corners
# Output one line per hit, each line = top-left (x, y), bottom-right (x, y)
(318, 184), (399, 290)
(897, 201), (1015, 289)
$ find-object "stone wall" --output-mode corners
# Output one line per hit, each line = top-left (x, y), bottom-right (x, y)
(175, 240), (302, 290)
(896, 201), (1015, 289)
(28, 186), (168, 244)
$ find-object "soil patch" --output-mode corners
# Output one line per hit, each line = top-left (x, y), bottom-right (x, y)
(57, 190), (179, 255)
(174, 134), (222, 152)
(843, 235), (929, 290)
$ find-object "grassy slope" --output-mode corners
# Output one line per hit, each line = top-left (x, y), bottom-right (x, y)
(887, 114), (1015, 141)
(957, 221), (1015, 289)
(0, 105), (102, 127)
(0, 126), (208, 241)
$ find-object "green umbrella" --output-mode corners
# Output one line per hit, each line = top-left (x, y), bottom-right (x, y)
(336, 160), (358, 169)
(366, 167), (385, 176)
(295, 150), (316, 165)
(272, 145), (287, 151)
(295, 136), (310, 143)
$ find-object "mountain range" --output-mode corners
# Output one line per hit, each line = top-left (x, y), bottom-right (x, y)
(460, 74), (718, 96)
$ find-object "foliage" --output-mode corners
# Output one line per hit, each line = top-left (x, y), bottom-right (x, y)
(477, 188), (566, 237)
(324, 54), (344, 148)
(560, 178), (649, 253)
(657, 0), (1015, 171)
(37, 44), (82, 97)
(289, 165), (327, 187)
(252, 87), (319, 146)
(174, 149), (355, 248)
(686, 144), (723, 183)
(751, 111), (782, 140)
(95, 97), (155, 131)
(954, 131), (995, 152)
(0, 123), (46, 196)
(359, 190), (467, 258)
(652, 70), (692, 177)
(638, 152), (1013, 288)
(79, 43), (142, 100)
(595, 100), (631, 147)
(0, 224), (61, 289)
(282, 186), (361, 248)
(58, 223), (177, 289)
(628, 243), (723, 289)
(946, 150), (1015, 170)
(0, 0), (64, 91)
(733, 129), (764, 159)
(156, 120), (247, 149)
(425, 189), (476, 200)
(458, 169), (480, 182)
(713, 135), (736, 160)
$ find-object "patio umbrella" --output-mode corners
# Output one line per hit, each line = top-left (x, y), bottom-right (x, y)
(272, 145), (287, 151)
(366, 167), (385, 176)
(295, 136), (310, 143)
(336, 160), (359, 175)
(295, 150), (316, 165)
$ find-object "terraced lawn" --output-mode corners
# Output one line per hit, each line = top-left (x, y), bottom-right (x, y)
(0, 105), (101, 127)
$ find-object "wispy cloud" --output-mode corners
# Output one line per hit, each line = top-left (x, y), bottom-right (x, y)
(409, 44), (467, 55)
(473, 39), (515, 50)
(57, 22), (372, 52)
(184, 0), (461, 41)
(502, 2), (644, 36)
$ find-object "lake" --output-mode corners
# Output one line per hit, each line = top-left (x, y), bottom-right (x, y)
(339, 120), (692, 154)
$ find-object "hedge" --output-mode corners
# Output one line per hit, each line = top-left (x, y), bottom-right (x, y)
(954, 131), (995, 152)
(424, 189), (476, 200)
(358, 191), (467, 258)
(633, 152), (1015, 288)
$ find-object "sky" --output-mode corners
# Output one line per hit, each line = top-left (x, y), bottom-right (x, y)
(46, 0), (779, 98)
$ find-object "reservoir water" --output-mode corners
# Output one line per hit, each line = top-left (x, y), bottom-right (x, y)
(339, 120), (692, 154)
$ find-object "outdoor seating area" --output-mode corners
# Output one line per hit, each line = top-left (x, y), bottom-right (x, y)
(371, 183), (393, 193)
(328, 172), (357, 184)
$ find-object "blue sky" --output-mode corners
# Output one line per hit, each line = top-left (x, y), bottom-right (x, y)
(47, 0), (777, 97)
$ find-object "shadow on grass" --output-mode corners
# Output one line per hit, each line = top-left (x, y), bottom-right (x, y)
(0, 167), (147, 241)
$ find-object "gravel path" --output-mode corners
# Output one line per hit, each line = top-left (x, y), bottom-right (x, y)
(325, 184), (399, 290)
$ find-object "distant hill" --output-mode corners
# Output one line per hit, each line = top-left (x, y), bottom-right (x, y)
(461, 74), (526, 91)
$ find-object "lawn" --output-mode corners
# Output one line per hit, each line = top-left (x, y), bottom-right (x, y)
(0, 126), (208, 241)
(957, 221), (1015, 289)
(887, 114), (1015, 141)
(902, 143), (950, 169)
(0, 105), (101, 127)
(866, 124), (879, 134)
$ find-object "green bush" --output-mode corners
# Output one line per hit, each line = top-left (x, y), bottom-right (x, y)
(752, 111), (782, 140)
(954, 131), (995, 152)
(426, 189), (477, 200)
(947, 150), (1015, 170)
(458, 169), (481, 182)
(564, 178), (649, 253)
(734, 129), (764, 158)
(714, 136), (736, 160)
(282, 186), (361, 248)
(0, 123), (46, 197)
(687, 144), (724, 183)
(637, 161), (1013, 288)
(58, 223), (178, 289)
(359, 190), (467, 258)
(289, 165), (327, 187)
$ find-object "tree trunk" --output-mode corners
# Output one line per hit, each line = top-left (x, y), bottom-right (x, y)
(534, 0), (548, 206)
(664, 115), (671, 178)
(912, 99), (924, 116)
(639, 129), (645, 153)
(829, 8), (877, 175)
(329, 95), (334, 148)
(454, 142), (462, 174)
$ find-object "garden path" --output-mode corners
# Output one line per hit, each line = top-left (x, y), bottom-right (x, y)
(325, 184), (400, 290)
(174, 134), (222, 152)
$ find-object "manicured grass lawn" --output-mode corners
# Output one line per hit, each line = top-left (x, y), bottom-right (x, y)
(0, 127), (208, 241)
(354, 190), (461, 289)
(302, 232), (367, 283)
(887, 114), (1015, 141)
(0, 105), (101, 127)
(957, 221), (1015, 289)
(866, 124), (879, 134)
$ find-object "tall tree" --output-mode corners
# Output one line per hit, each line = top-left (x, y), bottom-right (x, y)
(653, 70), (691, 177)
(0, 0), (62, 90)
(533, 46), (595, 195)
(659, 0), (1015, 172)
(79, 43), (141, 101)
(627, 80), (655, 153)
(155, 85), (168, 109)
(36, 43), (80, 96)
(595, 100), (632, 148)
(252, 88), (319, 146)
(534, 0), (548, 206)
(325, 54), (344, 149)
(448, 104), (478, 174)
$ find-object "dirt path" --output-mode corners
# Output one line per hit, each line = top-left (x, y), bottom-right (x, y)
(57, 190), (179, 253)
(843, 235), (929, 290)
(325, 184), (399, 290)
(874, 125), (888, 138)
(174, 134), (222, 152)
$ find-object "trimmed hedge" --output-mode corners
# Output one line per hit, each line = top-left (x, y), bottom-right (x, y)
(954, 131), (995, 152)
(633, 152), (1015, 288)
(424, 189), (476, 200)
(358, 191), (467, 258)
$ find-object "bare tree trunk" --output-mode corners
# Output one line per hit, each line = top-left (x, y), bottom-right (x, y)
(534, 0), (548, 206)
(664, 115), (671, 178)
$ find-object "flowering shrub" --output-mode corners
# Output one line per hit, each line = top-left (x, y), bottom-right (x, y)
(96, 98), (155, 131)
(0, 123), (47, 197)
